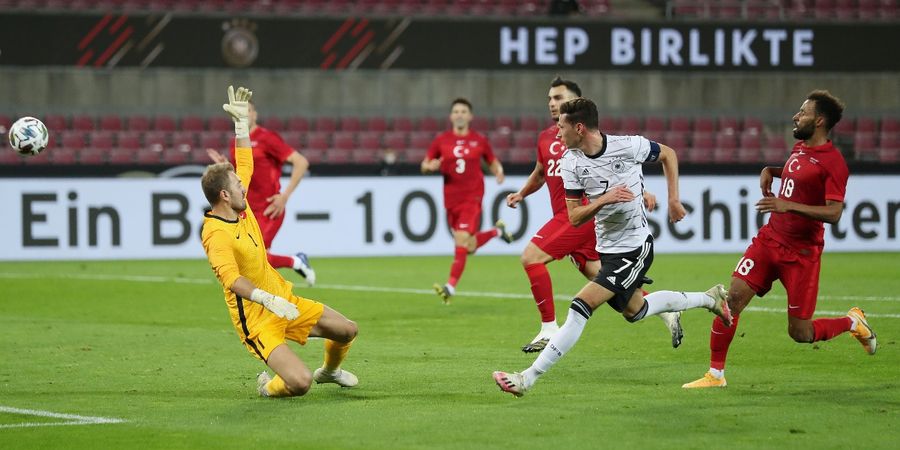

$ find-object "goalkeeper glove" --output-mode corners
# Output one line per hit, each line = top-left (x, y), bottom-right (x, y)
(250, 288), (299, 320)
(222, 85), (253, 139)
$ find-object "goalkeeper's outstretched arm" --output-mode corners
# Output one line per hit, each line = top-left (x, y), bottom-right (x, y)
(230, 276), (299, 320)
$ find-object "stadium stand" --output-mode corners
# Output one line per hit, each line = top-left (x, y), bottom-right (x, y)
(5, 112), (895, 166)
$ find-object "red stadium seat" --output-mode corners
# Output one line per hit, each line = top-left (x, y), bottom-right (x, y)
(351, 148), (380, 164)
(519, 116), (541, 132)
(879, 135), (900, 163)
(208, 116), (233, 132)
(171, 131), (196, 152)
(618, 116), (641, 135)
(49, 147), (78, 165)
(419, 117), (442, 133)
(358, 132), (382, 150)
(856, 116), (878, 134)
(117, 131), (142, 150)
(489, 131), (512, 150)
(180, 115), (205, 132)
(89, 131), (115, 149)
(742, 117), (764, 135)
(409, 132), (433, 150)
(853, 132), (878, 160)
(161, 148), (189, 165)
(305, 132), (330, 150)
(738, 133), (762, 163)
(881, 117), (900, 134)
(512, 131), (535, 150)
(718, 116), (740, 134)
(314, 117), (336, 133)
(303, 148), (326, 164)
(391, 117), (414, 132)
(644, 116), (666, 135)
(279, 131), (303, 150)
(260, 116), (284, 132)
(79, 148), (107, 165)
(285, 116), (310, 132)
(383, 131), (409, 150)
(152, 115), (177, 132)
(99, 115), (123, 131)
(669, 116), (692, 133)
(198, 131), (226, 151)
(143, 131), (168, 151)
(365, 117), (388, 132)
(689, 133), (715, 163)
(61, 131), (87, 149)
(471, 116), (490, 132)
(136, 149), (162, 164)
(127, 115), (151, 131)
(339, 117), (361, 132)
(71, 115), (95, 131)
(599, 117), (619, 133)
(493, 116), (515, 132)
(332, 132), (356, 150)
(43, 114), (67, 131)
(327, 149), (352, 164)
(662, 131), (688, 152)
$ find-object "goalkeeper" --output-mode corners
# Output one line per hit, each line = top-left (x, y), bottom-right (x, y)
(201, 85), (358, 397)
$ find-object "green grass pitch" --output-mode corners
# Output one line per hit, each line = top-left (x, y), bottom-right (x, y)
(2, 253), (897, 449)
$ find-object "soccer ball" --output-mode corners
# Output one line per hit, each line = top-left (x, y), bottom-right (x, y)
(8, 116), (50, 156)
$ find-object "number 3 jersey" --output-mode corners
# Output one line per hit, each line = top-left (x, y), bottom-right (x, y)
(426, 130), (496, 209)
(767, 140), (848, 249)
(561, 134), (660, 254)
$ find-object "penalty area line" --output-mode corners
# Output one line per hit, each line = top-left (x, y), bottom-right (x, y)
(0, 406), (125, 429)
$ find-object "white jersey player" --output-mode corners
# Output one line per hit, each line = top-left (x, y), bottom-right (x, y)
(493, 98), (734, 397)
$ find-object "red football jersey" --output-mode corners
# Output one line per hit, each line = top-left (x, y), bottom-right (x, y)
(426, 130), (496, 209)
(229, 126), (295, 214)
(536, 125), (571, 216)
(767, 140), (849, 248)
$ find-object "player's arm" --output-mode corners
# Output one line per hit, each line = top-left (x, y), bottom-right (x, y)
(756, 198), (844, 224)
(565, 186), (635, 227)
(488, 159), (505, 184)
(203, 229), (298, 320)
(421, 137), (442, 173)
(760, 166), (783, 197)
(654, 144), (687, 222)
(264, 151), (309, 219)
(222, 85), (254, 187)
(507, 161), (545, 208)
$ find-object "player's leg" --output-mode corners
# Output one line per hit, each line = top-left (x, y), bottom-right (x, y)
(494, 279), (614, 397)
(260, 344), (313, 397)
(520, 242), (557, 352)
(261, 212), (316, 284)
(781, 253), (875, 352)
(625, 285), (732, 325)
(308, 306), (360, 387)
(434, 207), (467, 303)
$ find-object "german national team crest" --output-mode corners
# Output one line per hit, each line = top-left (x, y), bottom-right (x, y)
(611, 158), (628, 174)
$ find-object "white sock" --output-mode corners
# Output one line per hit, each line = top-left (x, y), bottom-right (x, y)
(643, 290), (714, 317)
(540, 321), (559, 334)
(709, 368), (725, 379)
(445, 284), (456, 296)
(291, 256), (303, 270)
(848, 314), (859, 330)
(522, 303), (591, 388)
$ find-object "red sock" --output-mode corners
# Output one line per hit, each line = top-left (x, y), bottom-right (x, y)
(447, 246), (468, 287)
(524, 263), (555, 323)
(710, 315), (740, 371)
(474, 229), (498, 250)
(812, 317), (853, 341)
(267, 252), (294, 269)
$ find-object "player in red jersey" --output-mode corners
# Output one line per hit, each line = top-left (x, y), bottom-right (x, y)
(507, 77), (685, 352)
(421, 98), (513, 303)
(207, 100), (316, 285)
(683, 90), (877, 389)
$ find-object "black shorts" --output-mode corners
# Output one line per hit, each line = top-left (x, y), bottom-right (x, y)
(593, 235), (654, 312)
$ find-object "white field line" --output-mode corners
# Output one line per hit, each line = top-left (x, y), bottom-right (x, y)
(2, 272), (900, 318)
(0, 406), (125, 429)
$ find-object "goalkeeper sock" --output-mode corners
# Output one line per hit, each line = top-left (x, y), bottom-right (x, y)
(323, 338), (355, 373)
(265, 375), (292, 398)
(523, 298), (592, 388)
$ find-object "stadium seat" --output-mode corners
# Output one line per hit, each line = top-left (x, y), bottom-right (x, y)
(116, 131), (142, 150)
(644, 116), (666, 135)
(49, 147), (78, 164)
(519, 116), (541, 132)
(71, 115), (95, 131)
(144, 131), (168, 152)
(208, 116), (233, 132)
(493, 115), (516, 132)
(136, 148), (162, 164)
(127, 115), (151, 131)
(61, 131), (87, 149)
(106, 148), (134, 165)
(669, 116), (692, 133)
(689, 133), (715, 163)
(99, 115), (123, 131)
(79, 148), (108, 165)
(351, 148), (380, 164)
(619, 116), (641, 135)
(856, 116), (878, 134)
(358, 132), (382, 150)
(305, 132), (330, 150)
(391, 117), (414, 132)
(662, 131), (689, 151)
(327, 149), (352, 164)
(471, 116), (490, 132)
(718, 116), (740, 134)
(0, 150), (22, 165)
(489, 131), (512, 150)
(152, 116), (177, 132)
(333, 132), (356, 150)
(285, 116), (310, 132)
(43, 114), (67, 131)
(742, 117), (764, 135)
(383, 131), (409, 150)
(419, 117), (441, 133)
(365, 117), (388, 132)
(260, 116), (284, 131)
(89, 131), (116, 149)
(599, 117), (619, 133)
(180, 115), (205, 132)
(738, 133), (762, 163)
(303, 148), (326, 164)
(853, 132), (879, 161)
(879, 135), (900, 162)
(161, 147), (189, 165)
(409, 132), (433, 151)
(512, 131), (535, 150)
(171, 131), (196, 152)
(314, 117), (336, 133)
(198, 131), (225, 151)
(881, 117), (900, 135)
(339, 117), (361, 132)
(279, 131), (303, 150)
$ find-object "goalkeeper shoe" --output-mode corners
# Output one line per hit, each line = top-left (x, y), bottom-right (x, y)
(294, 252), (316, 286)
(682, 372), (727, 389)
(433, 283), (453, 304)
(496, 220), (514, 244)
(705, 284), (733, 327)
(256, 371), (272, 397)
(313, 368), (358, 388)
(659, 311), (684, 348)
(847, 307), (877, 355)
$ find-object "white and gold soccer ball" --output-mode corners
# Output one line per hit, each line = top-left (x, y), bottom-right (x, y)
(8, 116), (50, 156)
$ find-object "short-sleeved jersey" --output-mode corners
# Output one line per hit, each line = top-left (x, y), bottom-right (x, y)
(561, 134), (661, 254)
(426, 130), (496, 209)
(537, 125), (572, 217)
(228, 126), (295, 215)
(766, 140), (849, 249)
(202, 146), (295, 338)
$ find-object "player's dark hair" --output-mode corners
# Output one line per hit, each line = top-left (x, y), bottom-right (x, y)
(807, 90), (844, 131)
(550, 76), (582, 97)
(559, 98), (599, 130)
(451, 97), (473, 112)
(201, 162), (236, 205)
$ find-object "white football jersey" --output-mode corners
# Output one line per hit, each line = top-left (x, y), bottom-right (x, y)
(560, 134), (660, 254)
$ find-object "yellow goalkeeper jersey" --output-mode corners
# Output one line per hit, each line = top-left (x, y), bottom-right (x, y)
(201, 146), (295, 337)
